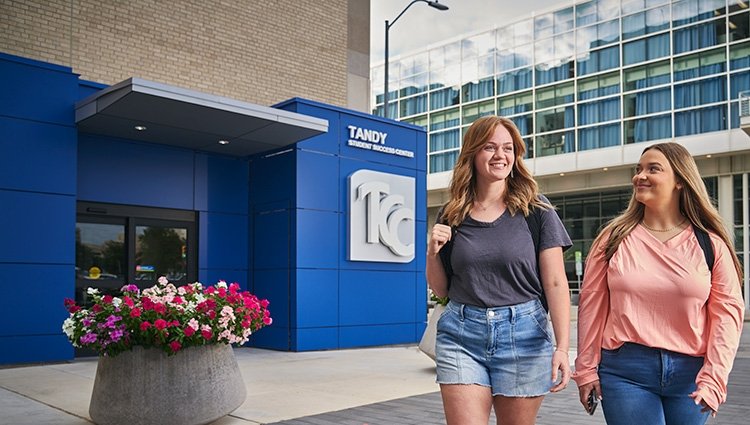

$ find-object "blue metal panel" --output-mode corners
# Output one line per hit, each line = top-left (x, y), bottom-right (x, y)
(0, 264), (73, 336)
(253, 207), (291, 270)
(296, 209), (339, 269)
(415, 127), (427, 172)
(249, 149), (295, 206)
(416, 170), (427, 222)
(0, 335), (73, 364)
(194, 153), (249, 214)
(339, 270), (416, 326)
(0, 190), (75, 263)
(294, 327), (338, 351)
(339, 323), (416, 348)
(296, 149), (339, 211)
(295, 269), (338, 327)
(250, 268), (291, 350)
(199, 269), (251, 290)
(200, 211), (248, 270)
(0, 52), (77, 126)
(415, 272), (428, 338)
(276, 101), (340, 155)
(0, 117), (77, 195)
(77, 134), (194, 209)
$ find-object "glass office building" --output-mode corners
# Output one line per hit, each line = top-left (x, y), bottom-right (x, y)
(371, 0), (750, 299)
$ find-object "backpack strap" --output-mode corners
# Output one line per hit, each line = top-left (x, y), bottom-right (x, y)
(692, 224), (715, 273)
(436, 205), (455, 280)
(525, 206), (548, 311)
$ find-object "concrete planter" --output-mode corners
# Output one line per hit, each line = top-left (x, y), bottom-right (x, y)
(89, 344), (246, 425)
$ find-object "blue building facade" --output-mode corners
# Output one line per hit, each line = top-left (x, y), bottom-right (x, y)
(0, 52), (426, 364)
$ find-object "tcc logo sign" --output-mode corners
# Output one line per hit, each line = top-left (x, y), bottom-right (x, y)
(348, 170), (415, 263)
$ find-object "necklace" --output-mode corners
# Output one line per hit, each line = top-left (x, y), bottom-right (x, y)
(641, 217), (687, 232)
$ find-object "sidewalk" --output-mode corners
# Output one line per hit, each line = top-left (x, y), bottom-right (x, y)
(1, 320), (748, 425)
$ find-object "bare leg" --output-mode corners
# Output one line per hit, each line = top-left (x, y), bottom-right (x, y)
(492, 395), (544, 425)
(441, 384), (493, 425)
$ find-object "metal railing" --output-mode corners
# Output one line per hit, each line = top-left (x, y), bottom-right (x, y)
(741, 91), (750, 118)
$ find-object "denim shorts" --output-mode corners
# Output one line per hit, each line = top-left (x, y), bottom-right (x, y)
(599, 343), (709, 425)
(435, 299), (554, 397)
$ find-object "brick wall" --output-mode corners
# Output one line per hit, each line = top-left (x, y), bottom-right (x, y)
(0, 0), (364, 107)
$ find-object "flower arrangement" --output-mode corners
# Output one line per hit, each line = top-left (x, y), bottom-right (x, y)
(63, 277), (272, 357)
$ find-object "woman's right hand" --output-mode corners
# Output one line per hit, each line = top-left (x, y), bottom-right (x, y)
(428, 223), (452, 256)
(578, 380), (602, 414)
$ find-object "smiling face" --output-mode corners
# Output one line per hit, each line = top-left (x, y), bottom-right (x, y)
(473, 124), (515, 184)
(632, 148), (682, 208)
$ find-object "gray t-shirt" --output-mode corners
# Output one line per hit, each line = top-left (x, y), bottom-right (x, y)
(446, 206), (572, 308)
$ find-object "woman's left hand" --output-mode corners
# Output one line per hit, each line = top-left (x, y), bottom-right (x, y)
(549, 349), (571, 392)
(689, 391), (717, 418)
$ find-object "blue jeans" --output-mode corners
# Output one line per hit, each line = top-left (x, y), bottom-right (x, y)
(599, 343), (710, 425)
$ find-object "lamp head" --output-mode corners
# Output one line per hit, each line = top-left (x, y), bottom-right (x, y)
(427, 1), (449, 11)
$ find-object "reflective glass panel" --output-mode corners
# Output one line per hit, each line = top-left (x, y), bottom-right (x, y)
(135, 225), (188, 285)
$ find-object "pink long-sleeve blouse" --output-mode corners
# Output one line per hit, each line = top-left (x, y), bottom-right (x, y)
(572, 224), (745, 411)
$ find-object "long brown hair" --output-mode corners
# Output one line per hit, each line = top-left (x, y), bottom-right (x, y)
(596, 142), (743, 281)
(441, 116), (548, 227)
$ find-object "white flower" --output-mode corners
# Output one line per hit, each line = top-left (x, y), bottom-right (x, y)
(62, 318), (76, 338)
(112, 297), (122, 308)
(216, 280), (227, 289)
(87, 287), (100, 295)
(194, 293), (206, 304)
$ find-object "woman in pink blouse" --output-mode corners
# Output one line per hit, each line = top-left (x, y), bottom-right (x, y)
(573, 142), (745, 424)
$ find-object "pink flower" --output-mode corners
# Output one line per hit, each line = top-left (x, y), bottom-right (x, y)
(140, 321), (152, 331)
(130, 308), (141, 318)
(169, 341), (181, 352)
(102, 295), (113, 304)
(172, 296), (183, 304)
(154, 319), (168, 330)
(184, 326), (196, 337)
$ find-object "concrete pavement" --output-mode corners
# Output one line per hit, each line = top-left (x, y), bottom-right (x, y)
(1, 317), (748, 425)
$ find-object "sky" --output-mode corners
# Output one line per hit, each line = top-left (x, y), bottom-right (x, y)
(370, 0), (566, 65)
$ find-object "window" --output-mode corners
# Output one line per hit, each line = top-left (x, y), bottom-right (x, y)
(429, 150), (459, 173)
(497, 67), (532, 93)
(674, 76), (727, 109)
(623, 33), (670, 65)
(430, 108), (460, 131)
(400, 94), (427, 117)
(730, 42), (750, 70)
(624, 86), (671, 117)
(536, 82), (575, 109)
(430, 86), (460, 110)
(498, 91), (533, 115)
(577, 45), (620, 76)
(579, 123), (621, 150)
(76, 202), (197, 307)
(672, 0), (725, 28)
(624, 113), (671, 143)
(622, 5), (670, 40)
(578, 72), (620, 100)
(674, 48), (726, 81)
(729, 11), (749, 42)
(579, 97), (620, 125)
(623, 60), (671, 91)
(429, 128), (461, 152)
(673, 19), (726, 54)
(462, 100), (495, 125)
(674, 104), (728, 136)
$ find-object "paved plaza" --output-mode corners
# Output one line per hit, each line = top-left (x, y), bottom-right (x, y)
(1, 318), (748, 425)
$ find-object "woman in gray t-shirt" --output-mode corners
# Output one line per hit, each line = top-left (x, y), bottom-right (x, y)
(426, 115), (572, 425)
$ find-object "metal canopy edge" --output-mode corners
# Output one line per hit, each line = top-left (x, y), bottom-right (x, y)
(75, 78), (328, 157)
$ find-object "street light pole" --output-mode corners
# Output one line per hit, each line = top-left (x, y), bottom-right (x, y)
(383, 0), (449, 119)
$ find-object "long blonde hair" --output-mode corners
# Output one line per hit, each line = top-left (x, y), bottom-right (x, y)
(596, 142), (743, 281)
(441, 116), (548, 227)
